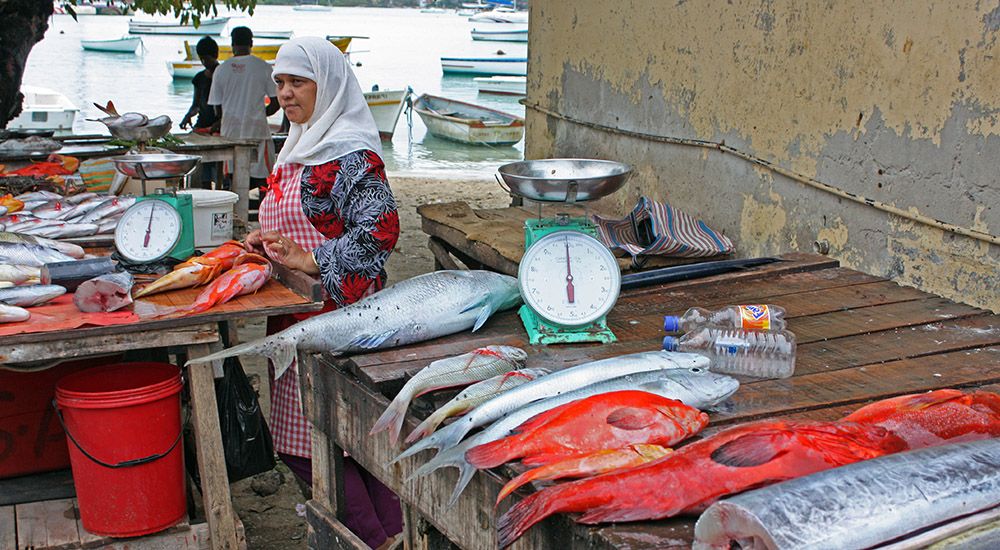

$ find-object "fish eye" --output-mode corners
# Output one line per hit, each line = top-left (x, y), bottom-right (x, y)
(690, 367), (702, 373)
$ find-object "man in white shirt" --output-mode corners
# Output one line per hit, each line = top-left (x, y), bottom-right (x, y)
(208, 27), (280, 186)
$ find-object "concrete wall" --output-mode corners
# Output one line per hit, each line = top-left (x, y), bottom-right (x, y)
(526, 0), (1000, 311)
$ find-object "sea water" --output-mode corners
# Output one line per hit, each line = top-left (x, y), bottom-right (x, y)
(23, 6), (526, 177)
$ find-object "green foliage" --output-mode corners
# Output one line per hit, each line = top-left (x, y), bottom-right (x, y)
(107, 133), (185, 149)
(62, 1), (258, 24)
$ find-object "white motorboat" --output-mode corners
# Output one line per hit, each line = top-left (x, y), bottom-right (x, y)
(252, 30), (294, 39)
(293, 3), (332, 11)
(473, 75), (526, 96)
(469, 7), (528, 24)
(81, 36), (142, 53)
(128, 16), (230, 35)
(366, 88), (412, 140)
(7, 86), (78, 133)
(441, 55), (527, 76)
(471, 27), (527, 42)
(413, 94), (524, 146)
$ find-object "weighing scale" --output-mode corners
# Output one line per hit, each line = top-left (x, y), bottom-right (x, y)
(497, 158), (632, 345)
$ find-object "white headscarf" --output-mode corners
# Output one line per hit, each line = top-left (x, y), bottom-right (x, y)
(273, 36), (382, 166)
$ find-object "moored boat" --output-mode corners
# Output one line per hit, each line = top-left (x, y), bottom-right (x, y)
(170, 37), (352, 79)
(469, 6), (528, 24)
(251, 30), (294, 39)
(473, 75), (526, 96)
(128, 16), (230, 35)
(366, 88), (413, 140)
(293, 2), (332, 11)
(81, 36), (143, 53)
(413, 93), (524, 146)
(471, 27), (528, 42)
(441, 56), (527, 76)
(7, 86), (78, 133)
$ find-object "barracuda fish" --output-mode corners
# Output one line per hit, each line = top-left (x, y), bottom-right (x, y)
(0, 265), (41, 285)
(371, 345), (528, 444)
(186, 270), (522, 380)
(693, 437), (1000, 550)
(0, 284), (66, 307)
(74, 271), (134, 313)
(30, 222), (99, 239)
(0, 231), (85, 258)
(78, 196), (136, 224)
(0, 304), (29, 323)
(407, 365), (737, 507)
(394, 351), (711, 463)
(405, 368), (550, 444)
(0, 242), (76, 267)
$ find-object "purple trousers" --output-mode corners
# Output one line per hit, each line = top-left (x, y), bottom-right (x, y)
(280, 452), (402, 548)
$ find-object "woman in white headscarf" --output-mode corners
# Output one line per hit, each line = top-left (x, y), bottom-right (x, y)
(244, 36), (401, 548)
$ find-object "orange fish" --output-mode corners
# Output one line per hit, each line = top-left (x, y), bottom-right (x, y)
(843, 388), (1000, 449)
(0, 195), (24, 214)
(138, 254), (271, 319)
(193, 240), (247, 270)
(496, 444), (671, 505)
(496, 420), (907, 548)
(467, 391), (707, 470)
(132, 241), (247, 298)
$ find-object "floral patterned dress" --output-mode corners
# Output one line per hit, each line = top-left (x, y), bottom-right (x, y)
(264, 149), (399, 458)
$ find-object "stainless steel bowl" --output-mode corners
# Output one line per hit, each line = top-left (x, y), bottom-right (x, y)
(497, 158), (632, 202)
(106, 117), (173, 143)
(110, 154), (201, 179)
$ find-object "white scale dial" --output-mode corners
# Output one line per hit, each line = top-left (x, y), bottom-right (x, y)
(518, 230), (621, 327)
(114, 199), (182, 263)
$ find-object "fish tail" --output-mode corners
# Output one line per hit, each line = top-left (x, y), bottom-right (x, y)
(391, 420), (469, 465)
(405, 409), (447, 444)
(370, 391), (413, 444)
(465, 436), (519, 469)
(133, 300), (180, 320)
(185, 332), (298, 379)
(406, 442), (466, 481)
(446, 463), (477, 508)
(496, 466), (548, 506)
(496, 487), (566, 548)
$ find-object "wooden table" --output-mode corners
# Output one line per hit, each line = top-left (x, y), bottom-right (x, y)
(0, 133), (257, 222)
(0, 274), (323, 550)
(303, 253), (1000, 549)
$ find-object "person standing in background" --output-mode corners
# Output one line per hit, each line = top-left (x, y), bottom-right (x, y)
(208, 27), (280, 190)
(181, 36), (221, 186)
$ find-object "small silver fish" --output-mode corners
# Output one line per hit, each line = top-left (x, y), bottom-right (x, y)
(31, 201), (76, 220)
(371, 345), (528, 444)
(14, 191), (62, 202)
(65, 192), (99, 205)
(31, 223), (99, 239)
(96, 217), (120, 234)
(0, 242), (75, 267)
(0, 232), (85, 258)
(0, 265), (41, 285)
(74, 271), (134, 312)
(63, 196), (111, 221)
(0, 284), (66, 307)
(78, 196), (135, 224)
(0, 304), (29, 323)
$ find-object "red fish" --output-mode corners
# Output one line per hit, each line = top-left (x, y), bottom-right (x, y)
(495, 444), (672, 505)
(133, 240), (247, 299)
(496, 420), (907, 548)
(195, 240), (247, 270)
(467, 391), (708, 469)
(843, 389), (1000, 448)
(138, 254), (271, 319)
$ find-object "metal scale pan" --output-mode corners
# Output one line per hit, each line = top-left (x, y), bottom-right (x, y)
(497, 158), (632, 204)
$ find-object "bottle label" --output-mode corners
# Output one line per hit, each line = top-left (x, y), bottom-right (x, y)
(739, 305), (771, 330)
(714, 336), (751, 356)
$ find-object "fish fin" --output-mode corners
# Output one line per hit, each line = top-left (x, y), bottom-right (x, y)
(577, 505), (655, 525)
(459, 297), (487, 315)
(844, 389), (967, 423)
(446, 463), (478, 508)
(348, 329), (398, 349)
(496, 487), (566, 549)
(472, 304), (494, 332)
(405, 441), (466, 481)
(710, 431), (792, 467)
(605, 407), (660, 430)
(496, 464), (549, 506)
(404, 410), (446, 444)
(520, 451), (579, 468)
(464, 436), (519, 469)
(186, 333), (298, 381)
(370, 389), (413, 444)
(391, 420), (468, 465)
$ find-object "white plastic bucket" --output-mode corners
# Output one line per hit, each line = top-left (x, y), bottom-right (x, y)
(177, 189), (239, 248)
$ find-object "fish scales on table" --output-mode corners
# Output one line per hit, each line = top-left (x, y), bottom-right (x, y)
(407, 365), (737, 508)
(693, 437), (1000, 550)
(0, 242), (75, 267)
(0, 284), (66, 307)
(74, 271), (134, 313)
(0, 303), (29, 323)
(395, 351), (712, 463)
(371, 345), (528, 444)
(405, 367), (550, 444)
(184, 270), (523, 380)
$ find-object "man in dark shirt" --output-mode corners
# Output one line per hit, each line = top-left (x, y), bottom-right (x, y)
(180, 36), (220, 131)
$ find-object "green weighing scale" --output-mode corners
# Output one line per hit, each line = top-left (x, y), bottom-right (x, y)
(109, 154), (200, 264)
(497, 159), (633, 345)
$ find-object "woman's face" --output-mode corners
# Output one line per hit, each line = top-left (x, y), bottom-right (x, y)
(275, 74), (318, 124)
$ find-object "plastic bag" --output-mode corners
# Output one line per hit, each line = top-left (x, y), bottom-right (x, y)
(186, 357), (275, 487)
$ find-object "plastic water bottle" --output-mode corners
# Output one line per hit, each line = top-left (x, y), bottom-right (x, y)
(662, 326), (796, 378)
(663, 305), (787, 333)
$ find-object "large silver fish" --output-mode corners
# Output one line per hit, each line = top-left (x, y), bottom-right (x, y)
(0, 242), (76, 267)
(693, 437), (1000, 550)
(186, 270), (522, 379)
(0, 304), (29, 323)
(0, 284), (66, 307)
(0, 231), (85, 258)
(371, 345), (528, 444)
(409, 364), (738, 507)
(394, 351), (711, 463)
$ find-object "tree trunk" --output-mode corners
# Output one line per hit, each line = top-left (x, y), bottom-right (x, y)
(0, 0), (53, 128)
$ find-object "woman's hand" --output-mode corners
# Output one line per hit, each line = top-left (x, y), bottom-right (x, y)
(255, 231), (320, 275)
(244, 229), (265, 255)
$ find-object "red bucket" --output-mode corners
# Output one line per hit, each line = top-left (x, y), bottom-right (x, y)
(55, 362), (186, 537)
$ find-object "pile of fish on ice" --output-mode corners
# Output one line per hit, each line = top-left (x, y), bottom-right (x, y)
(0, 190), (134, 238)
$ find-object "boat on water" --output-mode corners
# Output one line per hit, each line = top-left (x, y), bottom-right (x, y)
(81, 36), (142, 53)
(473, 75), (526, 96)
(128, 16), (230, 35)
(420, 8), (449, 14)
(7, 86), (78, 133)
(413, 94), (524, 146)
(469, 6), (528, 24)
(266, 87), (412, 140)
(471, 27), (527, 42)
(169, 36), (352, 79)
(252, 30), (294, 39)
(440, 56), (527, 76)
(293, 2), (333, 11)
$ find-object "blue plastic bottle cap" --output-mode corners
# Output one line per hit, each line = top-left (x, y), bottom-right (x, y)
(662, 336), (679, 351)
(663, 316), (680, 332)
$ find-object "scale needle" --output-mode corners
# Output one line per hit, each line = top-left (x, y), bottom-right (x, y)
(565, 238), (575, 303)
(143, 205), (154, 247)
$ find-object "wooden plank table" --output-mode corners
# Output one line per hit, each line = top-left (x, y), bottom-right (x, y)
(303, 253), (1000, 549)
(1, 275), (323, 550)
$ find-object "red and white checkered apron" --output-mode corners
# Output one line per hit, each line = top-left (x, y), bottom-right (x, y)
(259, 162), (327, 459)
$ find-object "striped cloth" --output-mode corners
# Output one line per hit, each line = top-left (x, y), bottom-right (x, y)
(77, 158), (118, 193)
(592, 196), (733, 258)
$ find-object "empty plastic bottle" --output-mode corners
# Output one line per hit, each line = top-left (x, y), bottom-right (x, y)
(662, 326), (796, 378)
(663, 305), (786, 333)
